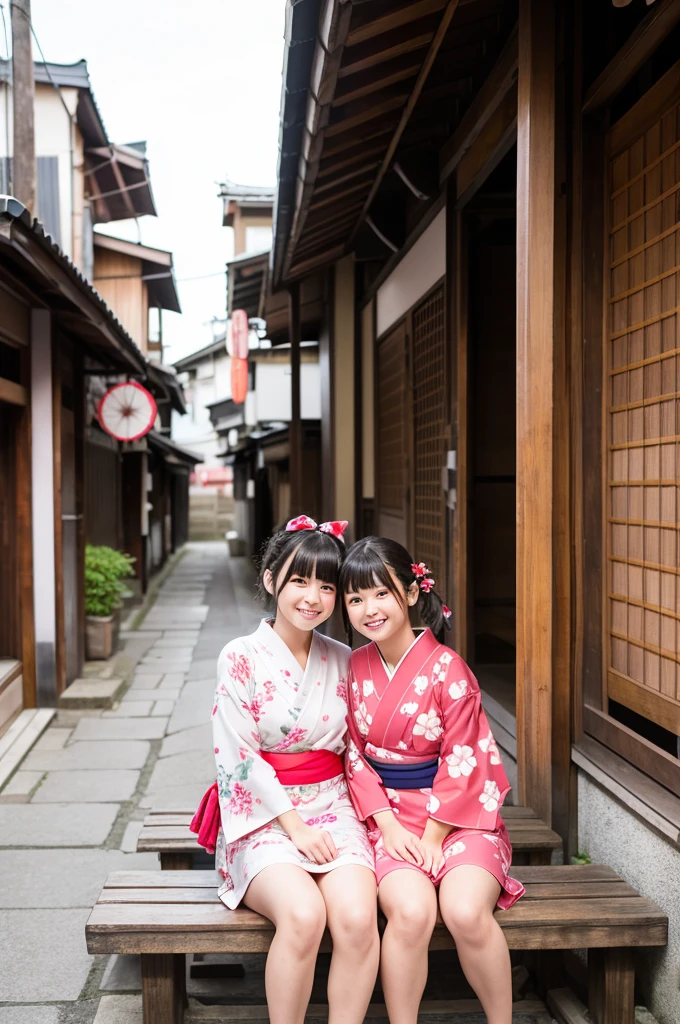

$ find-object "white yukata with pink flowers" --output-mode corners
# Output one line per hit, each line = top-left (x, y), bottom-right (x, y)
(212, 619), (374, 908)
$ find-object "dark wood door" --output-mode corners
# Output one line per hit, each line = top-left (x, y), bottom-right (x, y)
(411, 285), (448, 593)
(0, 400), (19, 659)
(376, 320), (409, 546)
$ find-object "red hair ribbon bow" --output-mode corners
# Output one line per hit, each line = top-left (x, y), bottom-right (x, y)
(286, 515), (348, 541)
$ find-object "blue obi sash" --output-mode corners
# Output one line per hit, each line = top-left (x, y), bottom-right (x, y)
(365, 755), (439, 790)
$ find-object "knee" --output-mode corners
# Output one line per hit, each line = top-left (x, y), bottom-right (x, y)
(331, 903), (378, 951)
(282, 901), (327, 954)
(441, 901), (492, 945)
(385, 898), (436, 940)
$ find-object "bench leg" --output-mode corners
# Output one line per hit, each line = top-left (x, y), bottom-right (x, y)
(528, 849), (553, 866)
(160, 852), (194, 870)
(141, 953), (185, 1024)
(588, 948), (634, 1024)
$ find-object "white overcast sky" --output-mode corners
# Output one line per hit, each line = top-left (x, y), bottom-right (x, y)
(28, 0), (286, 361)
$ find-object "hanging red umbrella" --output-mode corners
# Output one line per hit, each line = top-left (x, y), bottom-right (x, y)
(231, 357), (248, 404)
(98, 382), (158, 441)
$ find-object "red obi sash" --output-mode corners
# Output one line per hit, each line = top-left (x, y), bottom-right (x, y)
(260, 749), (343, 785)
(190, 750), (344, 853)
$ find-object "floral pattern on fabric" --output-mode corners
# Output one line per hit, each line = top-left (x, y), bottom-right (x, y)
(344, 629), (525, 909)
(213, 619), (374, 908)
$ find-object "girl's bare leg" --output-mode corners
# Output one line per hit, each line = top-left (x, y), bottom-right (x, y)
(244, 864), (327, 1024)
(316, 866), (380, 1024)
(378, 869), (438, 1024)
(438, 865), (512, 1024)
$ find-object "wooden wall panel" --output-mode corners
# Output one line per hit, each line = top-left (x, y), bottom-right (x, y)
(411, 284), (448, 591)
(376, 321), (409, 546)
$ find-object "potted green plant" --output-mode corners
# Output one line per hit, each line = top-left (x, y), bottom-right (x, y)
(84, 545), (135, 660)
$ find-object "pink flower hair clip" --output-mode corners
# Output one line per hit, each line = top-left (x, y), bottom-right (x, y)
(442, 604), (452, 619)
(411, 562), (435, 591)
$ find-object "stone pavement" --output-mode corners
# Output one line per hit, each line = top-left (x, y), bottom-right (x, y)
(0, 543), (262, 1024)
(0, 541), (557, 1024)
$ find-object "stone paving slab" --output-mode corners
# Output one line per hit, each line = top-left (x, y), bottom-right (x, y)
(129, 671), (162, 687)
(144, 606), (209, 622)
(158, 672), (189, 689)
(1, 770), (43, 796)
(24, 740), (150, 772)
(32, 769), (140, 803)
(32, 728), (72, 751)
(160, 723), (212, 758)
(121, 820), (144, 853)
(71, 717), (168, 741)
(152, 700), (175, 716)
(58, 677), (125, 710)
(188, 658), (222, 680)
(154, 638), (200, 648)
(162, 631), (201, 641)
(145, 748), (215, 793)
(101, 702), (154, 718)
(122, 688), (179, 702)
(138, 782), (209, 809)
(0, 803), (119, 846)
(0, 1006), (61, 1023)
(0, 908), (93, 1000)
(0, 848), (156, 908)
(167, 679), (215, 734)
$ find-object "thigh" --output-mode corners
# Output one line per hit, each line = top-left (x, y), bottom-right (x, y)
(379, 867), (438, 931)
(244, 863), (326, 925)
(315, 865), (378, 931)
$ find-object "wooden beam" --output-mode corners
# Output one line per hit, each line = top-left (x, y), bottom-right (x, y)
(515, 0), (556, 825)
(440, 23), (519, 184)
(333, 59), (420, 106)
(347, 0), (447, 47)
(288, 245), (346, 282)
(339, 32), (434, 79)
(324, 94), (407, 139)
(455, 83), (518, 206)
(288, 285), (302, 512)
(348, 0), (461, 249)
(583, 0), (680, 113)
(0, 376), (27, 406)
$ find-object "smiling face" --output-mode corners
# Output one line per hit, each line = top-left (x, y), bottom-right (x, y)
(264, 553), (337, 634)
(344, 566), (419, 645)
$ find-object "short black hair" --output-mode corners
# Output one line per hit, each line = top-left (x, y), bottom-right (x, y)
(339, 536), (450, 640)
(257, 526), (345, 606)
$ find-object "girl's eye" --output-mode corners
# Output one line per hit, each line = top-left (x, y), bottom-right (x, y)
(347, 596), (360, 605)
(321, 585), (335, 593)
(376, 590), (388, 598)
(291, 577), (306, 585)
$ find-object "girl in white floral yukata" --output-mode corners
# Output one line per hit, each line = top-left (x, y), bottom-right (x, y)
(209, 516), (378, 1024)
(340, 536), (524, 1024)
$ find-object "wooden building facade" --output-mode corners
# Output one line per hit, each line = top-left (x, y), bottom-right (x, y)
(271, 1), (680, 1016)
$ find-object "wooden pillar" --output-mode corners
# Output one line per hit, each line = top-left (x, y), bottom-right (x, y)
(11, 0), (36, 213)
(17, 345), (36, 707)
(31, 310), (58, 705)
(515, 0), (556, 823)
(288, 283), (302, 513)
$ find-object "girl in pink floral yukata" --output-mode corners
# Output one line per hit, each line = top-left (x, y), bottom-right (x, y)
(207, 516), (378, 1024)
(340, 536), (524, 1024)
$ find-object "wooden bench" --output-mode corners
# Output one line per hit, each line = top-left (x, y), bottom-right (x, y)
(86, 864), (666, 1024)
(137, 804), (563, 869)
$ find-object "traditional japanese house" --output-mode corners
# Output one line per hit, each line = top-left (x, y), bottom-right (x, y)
(270, 0), (680, 1016)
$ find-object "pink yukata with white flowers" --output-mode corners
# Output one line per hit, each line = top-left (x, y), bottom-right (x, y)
(345, 628), (525, 909)
(212, 618), (374, 909)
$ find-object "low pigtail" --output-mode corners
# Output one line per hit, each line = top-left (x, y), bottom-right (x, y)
(418, 587), (451, 641)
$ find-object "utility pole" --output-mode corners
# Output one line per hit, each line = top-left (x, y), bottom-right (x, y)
(11, 0), (36, 212)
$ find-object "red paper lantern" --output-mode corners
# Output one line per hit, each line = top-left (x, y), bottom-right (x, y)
(231, 357), (248, 404)
(229, 309), (249, 359)
(98, 382), (157, 441)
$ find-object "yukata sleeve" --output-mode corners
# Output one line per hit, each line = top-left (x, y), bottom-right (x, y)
(213, 641), (294, 843)
(344, 663), (392, 821)
(430, 652), (511, 831)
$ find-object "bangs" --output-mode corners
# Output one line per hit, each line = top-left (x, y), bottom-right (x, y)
(340, 542), (403, 602)
(276, 530), (343, 593)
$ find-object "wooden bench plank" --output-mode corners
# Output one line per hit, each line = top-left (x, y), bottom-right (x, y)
(137, 821), (563, 853)
(99, 879), (639, 905)
(102, 863), (622, 890)
(86, 895), (667, 954)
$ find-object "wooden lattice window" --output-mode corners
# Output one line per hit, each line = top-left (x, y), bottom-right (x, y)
(606, 95), (680, 737)
(412, 286), (448, 591)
